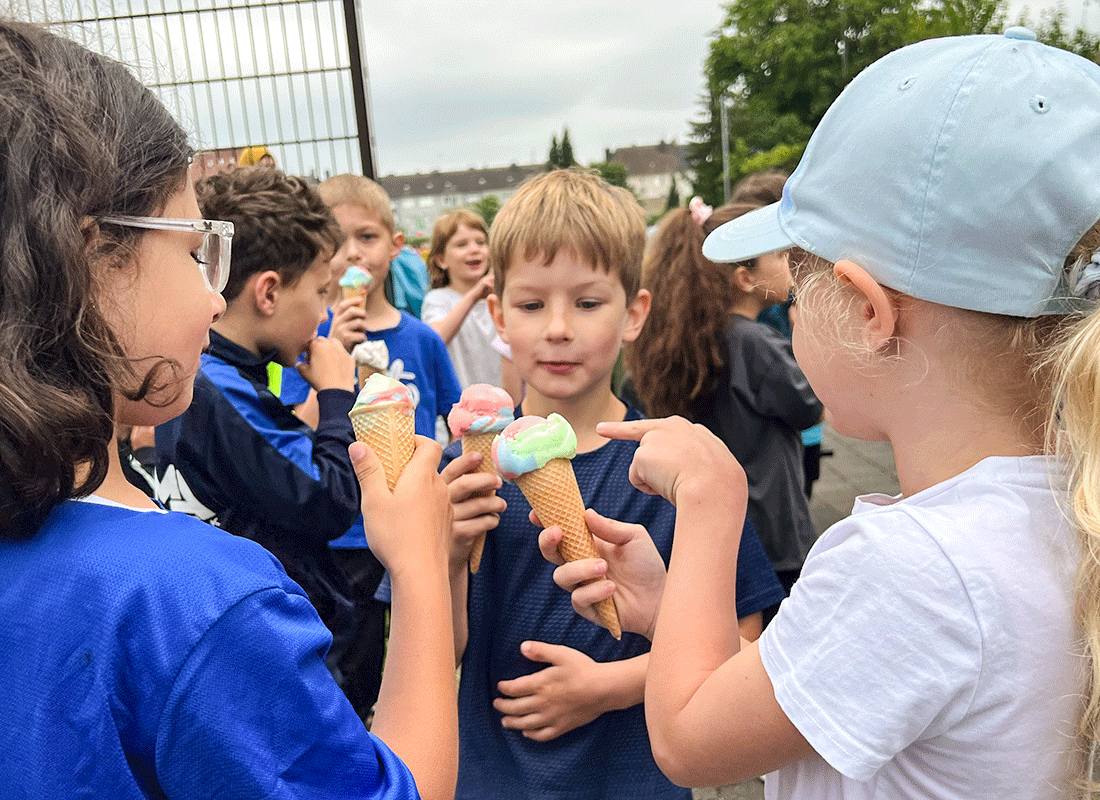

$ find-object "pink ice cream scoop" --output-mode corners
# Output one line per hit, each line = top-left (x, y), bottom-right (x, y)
(447, 383), (514, 438)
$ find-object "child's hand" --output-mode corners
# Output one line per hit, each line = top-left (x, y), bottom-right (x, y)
(351, 436), (452, 572)
(439, 451), (506, 570)
(297, 336), (356, 392)
(469, 272), (495, 301)
(537, 508), (666, 640)
(494, 642), (610, 741)
(597, 416), (745, 506)
(330, 296), (368, 351)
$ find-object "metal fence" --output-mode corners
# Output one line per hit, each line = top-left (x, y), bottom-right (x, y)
(3, 0), (376, 179)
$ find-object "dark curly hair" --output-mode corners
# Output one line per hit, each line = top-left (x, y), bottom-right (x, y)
(0, 19), (193, 539)
(196, 166), (344, 303)
(626, 203), (760, 418)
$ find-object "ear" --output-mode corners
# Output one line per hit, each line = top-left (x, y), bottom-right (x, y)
(730, 264), (756, 294)
(389, 230), (405, 261)
(833, 259), (897, 351)
(252, 270), (282, 317)
(620, 289), (652, 344)
(487, 291), (508, 343)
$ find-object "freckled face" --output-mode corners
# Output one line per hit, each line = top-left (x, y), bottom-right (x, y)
(330, 204), (401, 301)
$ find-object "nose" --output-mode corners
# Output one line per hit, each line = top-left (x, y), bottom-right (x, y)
(210, 288), (227, 323)
(544, 299), (572, 342)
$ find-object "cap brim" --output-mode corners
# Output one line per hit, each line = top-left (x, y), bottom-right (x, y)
(702, 202), (793, 263)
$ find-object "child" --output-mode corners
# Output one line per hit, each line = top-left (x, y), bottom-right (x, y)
(628, 203), (822, 591)
(544, 29), (1100, 799)
(0, 18), (456, 798)
(443, 169), (785, 799)
(155, 166), (361, 642)
(421, 209), (501, 388)
(316, 174), (461, 439)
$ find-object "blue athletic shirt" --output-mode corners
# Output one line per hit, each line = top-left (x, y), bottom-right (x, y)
(446, 405), (784, 800)
(0, 498), (416, 799)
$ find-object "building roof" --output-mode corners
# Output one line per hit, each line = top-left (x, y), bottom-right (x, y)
(379, 163), (545, 199)
(606, 141), (687, 176)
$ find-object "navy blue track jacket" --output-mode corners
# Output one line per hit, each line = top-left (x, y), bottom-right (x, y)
(155, 331), (359, 618)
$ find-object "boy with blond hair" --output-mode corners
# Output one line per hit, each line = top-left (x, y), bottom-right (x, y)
(315, 174), (460, 721)
(441, 169), (783, 799)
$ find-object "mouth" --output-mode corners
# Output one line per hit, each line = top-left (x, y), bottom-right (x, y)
(539, 360), (581, 375)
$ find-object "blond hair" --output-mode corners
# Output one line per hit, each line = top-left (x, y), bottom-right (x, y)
(317, 173), (396, 234)
(488, 168), (645, 298)
(1046, 219), (1100, 798)
(426, 208), (488, 289)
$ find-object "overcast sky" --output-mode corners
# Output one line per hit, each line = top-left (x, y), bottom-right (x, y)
(360, 1), (724, 176)
(359, 0), (1097, 178)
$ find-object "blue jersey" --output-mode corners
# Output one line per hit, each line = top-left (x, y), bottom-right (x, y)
(447, 405), (784, 800)
(0, 499), (415, 799)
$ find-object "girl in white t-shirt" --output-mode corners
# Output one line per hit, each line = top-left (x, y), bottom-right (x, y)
(539, 31), (1100, 799)
(421, 209), (501, 388)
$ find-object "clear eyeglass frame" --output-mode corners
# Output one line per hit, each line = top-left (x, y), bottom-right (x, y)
(100, 216), (234, 293)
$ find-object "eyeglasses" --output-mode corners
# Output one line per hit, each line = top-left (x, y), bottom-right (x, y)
(100, 216), (234, 293)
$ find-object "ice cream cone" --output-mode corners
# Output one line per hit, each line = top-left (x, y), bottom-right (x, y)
(342, 285), (367, 302)
(462, 431), (498, 573)
(357, 364), (385, 390)
(349, 402), (414, 491)
(514, 458), (621, 639)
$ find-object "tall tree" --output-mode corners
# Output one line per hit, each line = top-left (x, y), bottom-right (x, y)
(470, 195), (501, 227)
(560, 128), (576, 167)
(689, 0), (1013, 205)
(547, 135), (561, 171)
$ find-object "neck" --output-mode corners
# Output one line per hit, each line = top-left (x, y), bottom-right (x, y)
(522, 384), (625, 453)
(362, 290), (401, 330)
(211, 310), (262, 357)
(729, 295), (765, 319)
(83, 428), (158, 509)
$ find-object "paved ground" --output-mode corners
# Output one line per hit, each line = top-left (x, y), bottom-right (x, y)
(691, 424), (899, 800)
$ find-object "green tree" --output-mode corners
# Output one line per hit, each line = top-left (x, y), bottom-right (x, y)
(590, 161), (629, 188)
(666, 178), (681, 211)
(560, 128), (576, 167)
(689, 0), (1010, 205)
(547, 127), (578, 169)
(470, 195), (501, 227)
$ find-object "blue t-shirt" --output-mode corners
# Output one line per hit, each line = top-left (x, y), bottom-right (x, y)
(0, 499), (415, 799)
(445, 406), (784, 800)
(328, 312), (461, 550)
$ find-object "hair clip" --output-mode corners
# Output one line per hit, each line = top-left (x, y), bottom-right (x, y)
(689, 196), (713, 226)
(1071, 248), (1100, 301)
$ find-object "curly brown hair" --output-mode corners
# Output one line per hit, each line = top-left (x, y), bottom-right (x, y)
(0, 19), (193, 538)
(626, 203), (761, 418)
(196, 167), (344, 303)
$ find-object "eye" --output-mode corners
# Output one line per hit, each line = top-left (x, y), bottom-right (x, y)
(577, 299), (603, 310)
(517, 300), (543, 312)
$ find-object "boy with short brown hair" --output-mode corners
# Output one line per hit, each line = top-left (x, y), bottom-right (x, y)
(442, 168), (783, 800)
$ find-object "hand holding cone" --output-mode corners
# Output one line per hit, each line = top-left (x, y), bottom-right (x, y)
(349, 373), (415, 491)
(492, 414), (621, 638)
(447, 384), (515, 573)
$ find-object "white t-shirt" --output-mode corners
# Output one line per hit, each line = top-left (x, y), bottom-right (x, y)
(421, 287), (501, 389)
(759, 455), (1081, 800)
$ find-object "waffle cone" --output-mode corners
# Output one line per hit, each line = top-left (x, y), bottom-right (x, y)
(462, 432), (498, 574)
(341, 285), (367, 302)
(356, 364), (386, 390)
(349, 402), (414, 491)
(514, 458), (621, 638)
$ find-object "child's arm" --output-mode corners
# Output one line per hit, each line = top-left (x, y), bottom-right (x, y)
(423, 273), (495, 345)
(439, 449), (505, 661)
(351, 437), (458, 800)
(598, 417), (813, 786)
(495, 646), (648, 741)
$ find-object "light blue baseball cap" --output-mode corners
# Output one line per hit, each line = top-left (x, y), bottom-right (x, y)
(703, 28), (1100, 316)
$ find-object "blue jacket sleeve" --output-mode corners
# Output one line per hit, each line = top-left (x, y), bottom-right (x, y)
(158, 371), (360, 547)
